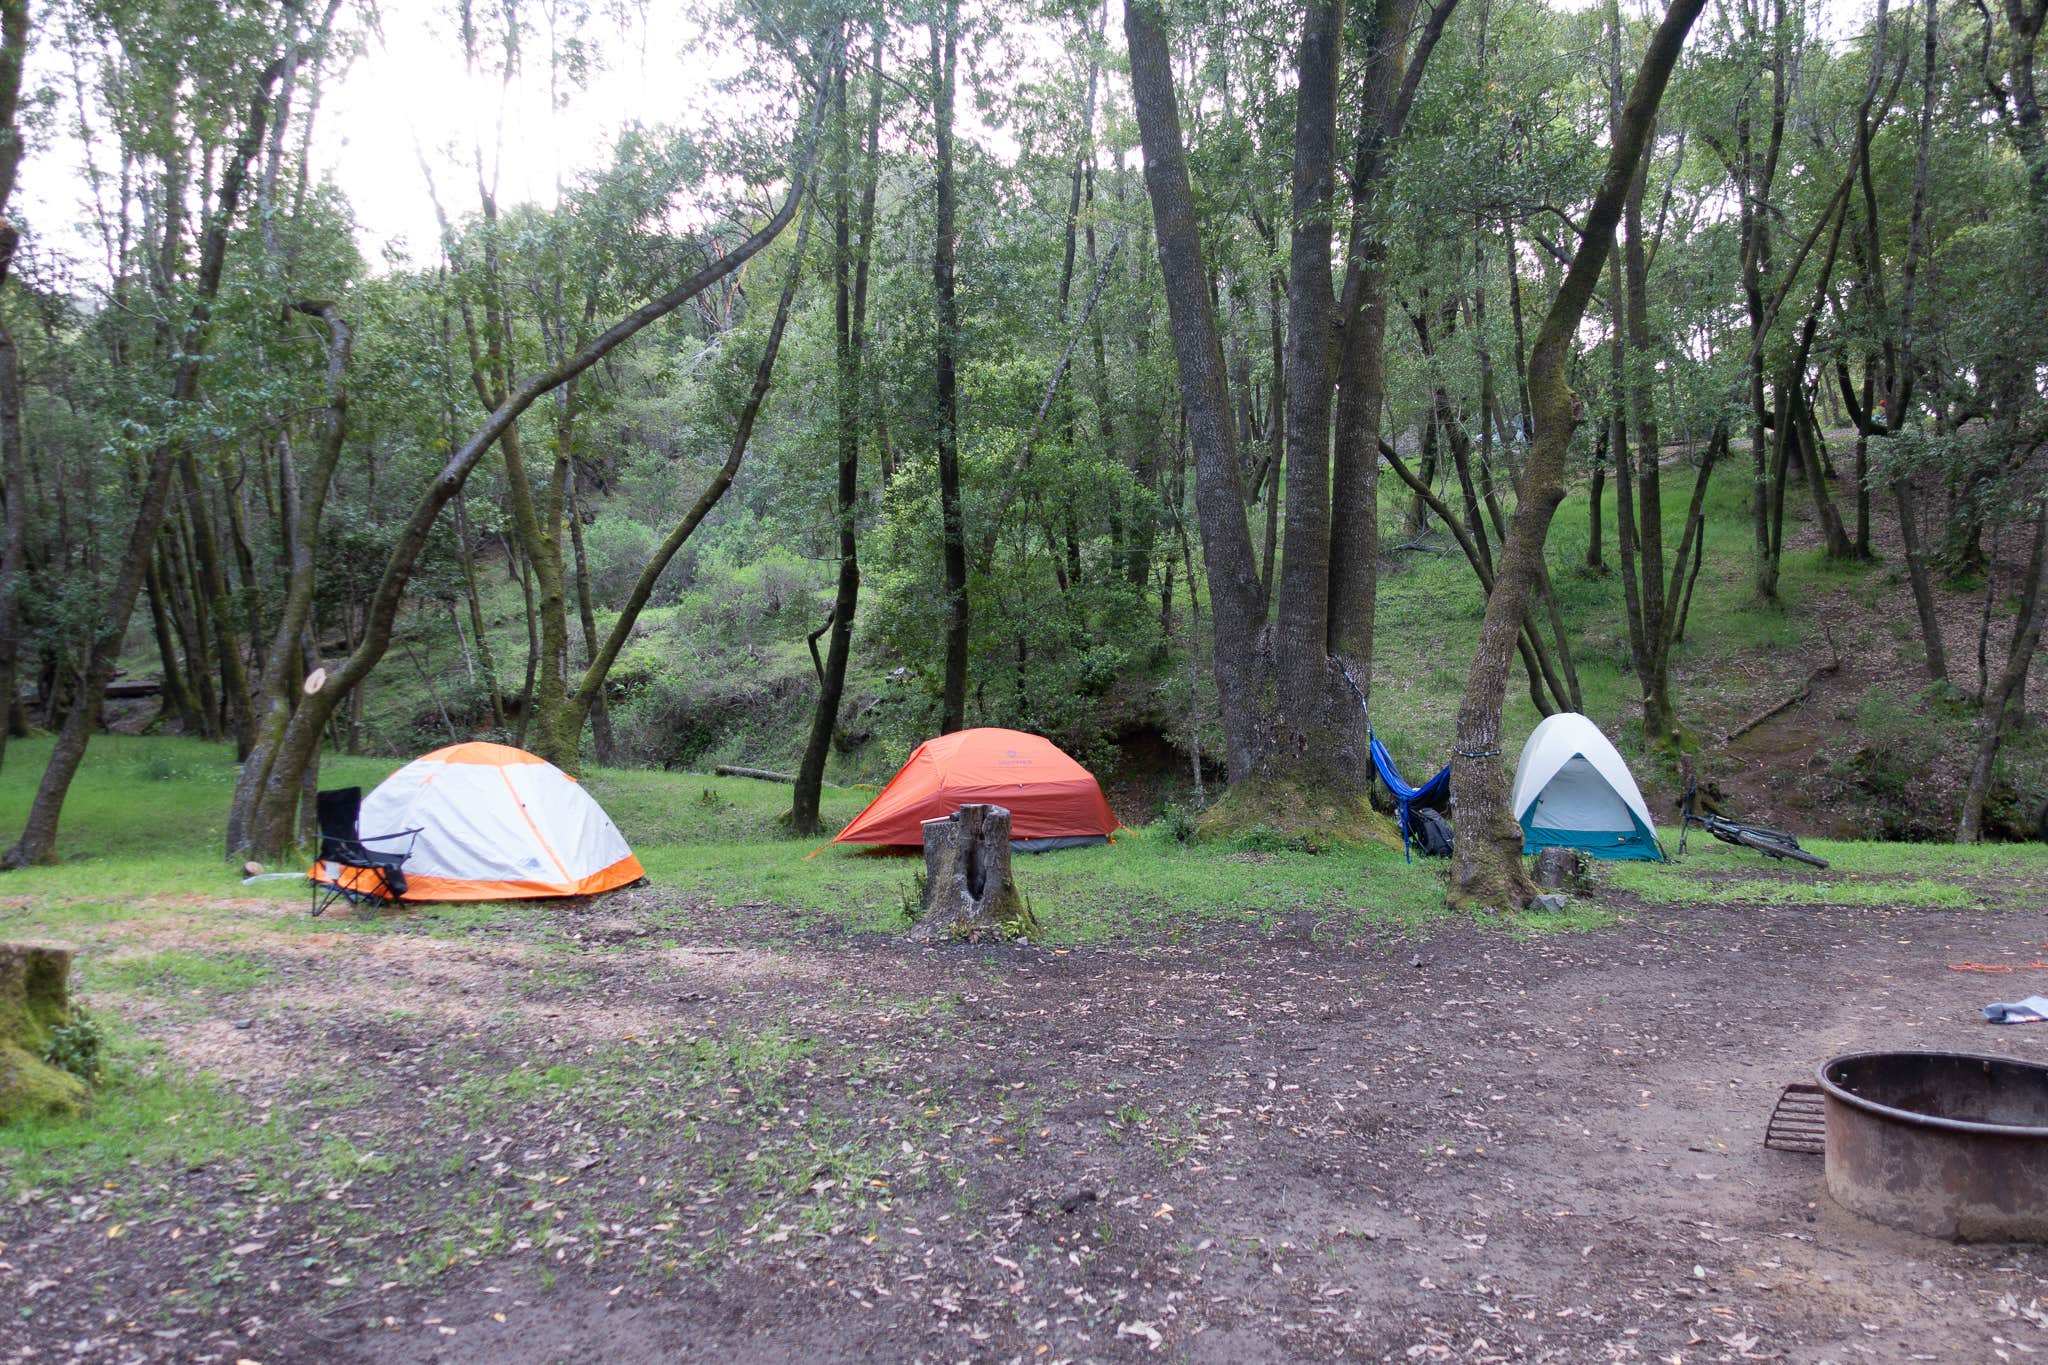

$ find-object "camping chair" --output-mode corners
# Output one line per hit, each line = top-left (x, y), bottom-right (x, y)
(310, 787), (421, 917)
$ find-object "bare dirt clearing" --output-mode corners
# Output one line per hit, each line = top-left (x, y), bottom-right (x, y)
(6, 864), (2048, 1364)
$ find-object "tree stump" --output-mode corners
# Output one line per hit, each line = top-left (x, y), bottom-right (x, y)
(914, 805), (1034, 942)
(1, 942), (88, 1124)
(1532, 847), (1588, 891)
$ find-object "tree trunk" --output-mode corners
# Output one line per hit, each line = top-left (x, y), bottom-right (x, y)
(793, 47), (875, 836)
(1262, 0), (1365, 796)
(1259, 249), (1285, 615)
(235, 88), (829, 862)
(1959, 503), (2048, 842)
(933, 0), (969, 735)
(176, 454), (253, 757)
(145, 552), (205, 735)
(1585, 424), (1607, 570)
(564, 466), (614, 765)
(164, 515), (219, 738)
(0, 3), (32, 772)
(0, 941), (88, 1123)
(6, 54), (283, 869)
(1615, 107), (1678, 749)
(1895, 476), (1948, 681)
(452, 489), (505, 728)
(1125, 0), (1268, 781)
(1447, 0), (1707, 912)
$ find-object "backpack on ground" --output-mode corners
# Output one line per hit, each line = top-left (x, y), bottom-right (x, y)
(1411, 807), (1453, 858)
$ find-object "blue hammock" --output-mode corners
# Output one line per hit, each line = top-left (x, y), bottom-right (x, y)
(1370, 730), (1452, 863)
(1336, 662), (1452, 862)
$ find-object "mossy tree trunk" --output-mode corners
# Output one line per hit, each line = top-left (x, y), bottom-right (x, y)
(1127, 0), (1455, 835)
(1448, 0), (1709, 912)
(1, 942), (86, 1123)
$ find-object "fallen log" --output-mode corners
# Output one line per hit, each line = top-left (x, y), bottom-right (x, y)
(715, 765), (796, 783)
(1725, 656), (1842, 745)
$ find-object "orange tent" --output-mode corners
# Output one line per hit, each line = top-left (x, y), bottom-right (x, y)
(833, 727), (1119, 849)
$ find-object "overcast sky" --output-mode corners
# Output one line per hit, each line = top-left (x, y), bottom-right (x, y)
(19, 0), (1874, 283)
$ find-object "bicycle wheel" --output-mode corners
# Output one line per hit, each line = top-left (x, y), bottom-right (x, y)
(1735, 829), (1829, 869)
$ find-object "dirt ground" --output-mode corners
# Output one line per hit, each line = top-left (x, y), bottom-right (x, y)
(8, 868), (2048, 1364)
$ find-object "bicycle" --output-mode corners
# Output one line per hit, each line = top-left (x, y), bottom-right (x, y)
(1678, 765), (1830, 869)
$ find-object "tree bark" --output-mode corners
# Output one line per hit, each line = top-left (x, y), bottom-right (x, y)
(175, 453), (253, 757)
(792, 45), (877, 836)
(933, 0), (969, 734)
(233, 84), (829, 861)
(0, 3), (30, 771)
(1615, 98), (1678, 748)
(1265, 0), (1360, 789)
(452, 489), (505, 727)
(1447, 0), (1707, 911)
(1125, 0), (1270, 782)
(564, 466), (614, 764)
(145, 551), (204, 734)
(1959, 502), (2048, 841)
(1329, 0), (1442, 683)
(7, 55), (283, 869)
(914, 804), (1032, 942)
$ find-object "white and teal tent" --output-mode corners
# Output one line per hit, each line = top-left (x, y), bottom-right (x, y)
(1510, 713), (1664, 861)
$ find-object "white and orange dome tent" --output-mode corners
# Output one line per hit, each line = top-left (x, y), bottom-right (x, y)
(313, 742), (644, 901)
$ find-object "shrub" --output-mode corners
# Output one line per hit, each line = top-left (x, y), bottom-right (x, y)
(43, 1014), (105, 1086)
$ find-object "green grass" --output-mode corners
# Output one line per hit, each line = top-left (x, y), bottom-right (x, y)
(649, 825), (1452, 942)
(0, 1030), (286, 1191)
(0, 734), (396, 903)
(7, 735), (2044, 957)
(581, 753), (1456, 943)
(0, 735), (1455, 950)
(1604, 827), (2045, 907)
(87, 949), (276, 996)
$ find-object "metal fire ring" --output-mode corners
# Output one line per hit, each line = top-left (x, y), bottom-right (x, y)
(1817, 1049), (2048, 1242)
(1816, 1049), (2048, 1138)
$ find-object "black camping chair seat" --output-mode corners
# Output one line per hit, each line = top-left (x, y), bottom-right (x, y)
(310, 787), (422, 917)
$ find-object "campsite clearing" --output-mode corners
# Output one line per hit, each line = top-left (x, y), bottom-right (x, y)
(5, 744), (2048, 1361)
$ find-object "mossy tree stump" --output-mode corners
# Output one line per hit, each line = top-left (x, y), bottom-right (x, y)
(915, 805), (1035, 942)
(1, 942), (87, 1124)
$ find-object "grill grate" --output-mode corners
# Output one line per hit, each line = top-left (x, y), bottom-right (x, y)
(1764, 1081), (1826, 1154)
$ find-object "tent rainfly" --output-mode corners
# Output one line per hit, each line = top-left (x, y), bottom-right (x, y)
(1510, 713), (1664, 861)
(833, 727), (1119, 851)
(313, 741), (644, 900)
